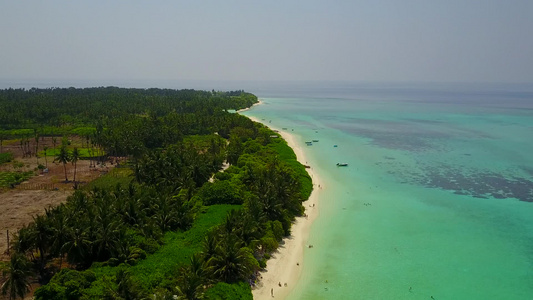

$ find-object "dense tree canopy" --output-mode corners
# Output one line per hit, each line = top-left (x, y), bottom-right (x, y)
(0, 87), (312, 299)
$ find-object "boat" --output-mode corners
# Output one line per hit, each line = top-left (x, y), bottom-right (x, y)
(312, 139), (319, 142)
(333, 145), (338, 147)
(336, 163), (348, 167)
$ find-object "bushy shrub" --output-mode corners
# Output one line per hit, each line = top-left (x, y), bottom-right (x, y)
(204, 281), (253, 300)
(197, 180), (243, 205)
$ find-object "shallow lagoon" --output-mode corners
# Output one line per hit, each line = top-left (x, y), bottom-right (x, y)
(243, 83), (533, 299)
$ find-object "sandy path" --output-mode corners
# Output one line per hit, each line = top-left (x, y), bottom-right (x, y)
(243, 110), (323, 300)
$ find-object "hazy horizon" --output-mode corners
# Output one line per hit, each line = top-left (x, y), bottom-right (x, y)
(1, 1), (532, 84)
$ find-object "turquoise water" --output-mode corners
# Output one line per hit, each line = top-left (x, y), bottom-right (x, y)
(242, 83), (533, 299)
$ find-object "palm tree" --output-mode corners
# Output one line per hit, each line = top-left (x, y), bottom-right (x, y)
(48, 205), (69, 270)
(174, 254), (207, 300)
(104, 269), (147, 300)
(43, 146), (48, 168)
(51, 137), (57, 151)
(207, 235), (258, 283)
(175, 269), (204, 300)
(30, 215), (52, 279)
(34, 134), (39, 164)
(1, 252), (32, 300)
(71, 147), (80, 188)
(202, 230), (220, 263)
(63, 227), (91, 267)
(0, 131), (6, 153)
(54, 145), (70, 182)
(93, 198), (121, 261)
(19, 140), (24, 158)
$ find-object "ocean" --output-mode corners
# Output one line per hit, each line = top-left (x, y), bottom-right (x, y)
(241, 82), (533, 299)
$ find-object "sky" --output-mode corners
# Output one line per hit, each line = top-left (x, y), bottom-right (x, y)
(1, 0), (532, 84)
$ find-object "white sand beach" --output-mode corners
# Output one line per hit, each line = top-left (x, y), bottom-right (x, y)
(237, 99), (263, 113)
(242, 106), (323, 300)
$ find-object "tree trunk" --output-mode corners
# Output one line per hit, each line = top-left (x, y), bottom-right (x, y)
(73, 162), (77, 189)
(63, 163), (68, 182)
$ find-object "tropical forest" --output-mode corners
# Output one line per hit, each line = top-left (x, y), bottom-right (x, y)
(0, 87), (312, 299)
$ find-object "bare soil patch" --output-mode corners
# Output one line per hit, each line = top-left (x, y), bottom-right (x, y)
(0, 190), (70, 260)
(0, 136), (115, 262)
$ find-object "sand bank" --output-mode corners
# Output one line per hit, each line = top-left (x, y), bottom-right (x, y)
(237, 99), (263, 113)
(242, 108), (322, 300)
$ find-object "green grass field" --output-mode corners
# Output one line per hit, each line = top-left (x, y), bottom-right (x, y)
(81, 167), (133, 191)
(39, 147), (95, 158)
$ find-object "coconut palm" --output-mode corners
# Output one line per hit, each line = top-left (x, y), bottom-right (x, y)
(30, 214), (52, 279)
(104, 269), (147, 300)
(54, 145), (70, 182)
(1, 252), (32, 300)
(34, 134), (39, 164)
(43, 146), (48, 168)
(174, 254), (207, 300)
(93, 198), (121, 261)
(207, 234), (258, 283)
(48, 205), (70, 269)
(51, 137), (57, 150)
(175, 269), (204, 300)
(71, 147), (80, 188)
(0, 131), (5, 153)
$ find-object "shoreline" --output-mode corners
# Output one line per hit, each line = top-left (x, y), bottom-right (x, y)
(240, 102), (322, 300)
(237, 98), (263, 113)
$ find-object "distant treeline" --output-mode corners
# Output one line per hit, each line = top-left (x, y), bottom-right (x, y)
(0, 87), (257, 131)
(0, 87), (312, 300)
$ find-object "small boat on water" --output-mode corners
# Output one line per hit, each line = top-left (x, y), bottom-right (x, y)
(336, 163), (348, 167)
(333, 145), (338, 147)
(312, 140), (319, 142)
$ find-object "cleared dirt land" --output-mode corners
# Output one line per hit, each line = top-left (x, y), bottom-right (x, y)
(0, 137), (113, 261)
(0, 190), (70, 260)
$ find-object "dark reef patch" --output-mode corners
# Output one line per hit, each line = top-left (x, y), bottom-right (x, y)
(402, 164), (533, 202)
(332, 119), (449, 152)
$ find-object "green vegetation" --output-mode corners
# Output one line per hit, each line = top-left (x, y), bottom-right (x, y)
(0, 171), (34, 188)
(0, 87), (312, 300)
(82, 168), (133, 191)
(204, 281), (253, 300)
(0, 152), (13, 165)
(39, 147), (92, 158)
